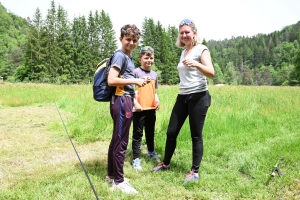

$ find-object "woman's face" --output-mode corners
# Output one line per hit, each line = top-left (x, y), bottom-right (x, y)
(179, 25), (195, 45)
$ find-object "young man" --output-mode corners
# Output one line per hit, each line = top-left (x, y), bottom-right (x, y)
(105, 24), (150, 194)
(132, 46), (161, 170)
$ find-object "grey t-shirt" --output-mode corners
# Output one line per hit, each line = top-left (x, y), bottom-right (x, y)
(111, 50), (135, 97)
(177, 44), (208, 95)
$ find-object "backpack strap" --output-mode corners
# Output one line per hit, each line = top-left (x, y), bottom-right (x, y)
(109, 49), (130, 103)
(106, 49), (128, 75)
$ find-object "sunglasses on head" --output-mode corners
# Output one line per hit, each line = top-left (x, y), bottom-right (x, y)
(179, 19), (194, 27)
(140, 46), (154, 52)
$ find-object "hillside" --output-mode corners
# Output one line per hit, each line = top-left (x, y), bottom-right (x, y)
(0, 2), (28, 79)
(206, 21), (300, 85)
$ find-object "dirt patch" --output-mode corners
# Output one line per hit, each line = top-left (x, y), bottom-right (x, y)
(0, 104), (108, 188)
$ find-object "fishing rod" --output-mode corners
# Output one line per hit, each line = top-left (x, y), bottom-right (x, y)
(270, 159), (284, 177)
(55, 103), (99, 200)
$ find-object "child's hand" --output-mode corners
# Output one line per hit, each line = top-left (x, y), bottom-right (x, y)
(155, 99), (160, 110)
(134, 102), (143, 112)
(145, 76), (151, 83)
(141, 76), (151, 84)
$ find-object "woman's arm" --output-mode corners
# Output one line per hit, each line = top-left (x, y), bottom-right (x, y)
(182, 50), (215, 78)
(196, 50), (215, 78)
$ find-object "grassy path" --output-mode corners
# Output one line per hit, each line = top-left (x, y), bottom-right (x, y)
(0, 104), (108, 189)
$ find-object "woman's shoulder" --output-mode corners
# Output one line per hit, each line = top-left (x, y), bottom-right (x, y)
(196, 44), (208, 50)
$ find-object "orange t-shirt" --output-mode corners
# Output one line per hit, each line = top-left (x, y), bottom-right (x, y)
(136, 80), (156, 110)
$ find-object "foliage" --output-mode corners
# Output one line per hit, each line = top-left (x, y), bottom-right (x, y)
(0, 1), (300, 85)
(207, 22), (300, 86)
(0, 2), (28, 80)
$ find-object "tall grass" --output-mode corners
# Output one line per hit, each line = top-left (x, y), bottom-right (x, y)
(1, 83), (300, 199)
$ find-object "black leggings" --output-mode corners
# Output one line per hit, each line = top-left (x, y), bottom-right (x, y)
(163, 90), (211, 173)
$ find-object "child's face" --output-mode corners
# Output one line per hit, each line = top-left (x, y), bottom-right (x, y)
(139, 53), (154, 69)
(120, 35), (139, 54)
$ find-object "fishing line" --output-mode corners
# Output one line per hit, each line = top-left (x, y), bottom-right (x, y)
(55, 102), (99, 200)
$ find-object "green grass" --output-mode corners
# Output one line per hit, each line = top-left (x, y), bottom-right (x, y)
(0, 83), (300, 200)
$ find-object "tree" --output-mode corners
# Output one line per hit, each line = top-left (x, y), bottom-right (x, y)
(97, 10), (117, 59)
(261, 66), (273, 85)
(73, 15), (90, 82)
(56, 5), (72, 83)
(293, 48), (300, 84)
(224, 62), (237, 85)
(45, 0), (59, 80)
(0, 3), (28, 80)
(212, 63), (224, 84)
(241, 66), (252, 85)
(23, 8), (47, 82)
(253, 68), (262, 85)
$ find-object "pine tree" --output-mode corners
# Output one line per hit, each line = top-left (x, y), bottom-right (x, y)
(293, 48), (300, 84)
(98, 10), (117, 59)
(56, 5), (72, 83)
(224, 62), (237, 85)
(79, 15), (90, 82)
(23, 8), (47, 82)
(213, 63), (224, 84)
(45, 0), (58, 81)
(253, 68), (262, 85)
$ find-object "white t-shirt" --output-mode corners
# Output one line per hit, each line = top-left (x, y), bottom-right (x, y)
(177, 44), (208, 95)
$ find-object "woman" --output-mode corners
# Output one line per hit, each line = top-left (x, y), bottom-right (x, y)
(152, 19), (214, 183)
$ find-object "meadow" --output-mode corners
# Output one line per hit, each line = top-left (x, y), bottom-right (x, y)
(0, 83), (299, 200)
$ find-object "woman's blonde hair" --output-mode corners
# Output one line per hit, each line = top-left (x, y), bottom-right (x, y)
(175, 19), (200, 48)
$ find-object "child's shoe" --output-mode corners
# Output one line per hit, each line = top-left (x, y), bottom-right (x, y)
(105, 176), (114, 183)
(147, 151), (161, 162)
(132, 158), (142, 170)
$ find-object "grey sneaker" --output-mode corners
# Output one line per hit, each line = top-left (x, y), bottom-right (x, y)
(105, 176), (114, 184)
(147, 151), (161, 162)
(132, 158), (142, 170)
(111, 181), (138, 194)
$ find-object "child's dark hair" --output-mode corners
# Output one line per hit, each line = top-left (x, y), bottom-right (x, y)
(139, 46), (154, 58)
(120, 24), (140, 38)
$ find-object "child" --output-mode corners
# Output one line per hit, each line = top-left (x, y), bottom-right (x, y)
(132, 46), (160, 170)
(105, 24), (150, 194)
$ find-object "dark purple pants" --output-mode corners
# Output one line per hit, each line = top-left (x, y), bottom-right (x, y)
(107, 96), (133, 183)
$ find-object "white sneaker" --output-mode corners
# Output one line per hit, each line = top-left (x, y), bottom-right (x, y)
(132, 158), (142, 170)
(111, 181), (138, 194)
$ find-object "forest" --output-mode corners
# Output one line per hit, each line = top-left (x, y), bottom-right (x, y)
(0, 1), (300, 85)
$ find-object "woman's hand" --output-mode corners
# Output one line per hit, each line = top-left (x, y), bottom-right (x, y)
(182, 59), (195, 68)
